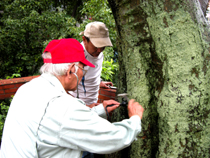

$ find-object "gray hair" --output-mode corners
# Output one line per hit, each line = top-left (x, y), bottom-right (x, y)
(39, 52), (78, 76)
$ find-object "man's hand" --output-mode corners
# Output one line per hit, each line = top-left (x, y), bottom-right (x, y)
(100, 81), (113, 89)
(87, 103), (100, 108)
(127, 99), (144, 119)
(103, 100), (120, 113)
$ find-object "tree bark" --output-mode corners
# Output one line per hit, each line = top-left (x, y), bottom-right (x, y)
(107, 0), (210, 157)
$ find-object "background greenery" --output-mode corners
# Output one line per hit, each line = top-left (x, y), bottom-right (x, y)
(0, 100), (10, 139)
(0, 0), (118, 140)
(0, 0), (118, 81)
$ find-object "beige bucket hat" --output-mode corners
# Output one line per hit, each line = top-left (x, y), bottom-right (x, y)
(80, 21), (113, 48)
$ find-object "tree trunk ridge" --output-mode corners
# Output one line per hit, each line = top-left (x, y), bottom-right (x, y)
(107, 0), (210, 157)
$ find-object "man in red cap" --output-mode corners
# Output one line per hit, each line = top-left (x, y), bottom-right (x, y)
(0, 38), (144, 158)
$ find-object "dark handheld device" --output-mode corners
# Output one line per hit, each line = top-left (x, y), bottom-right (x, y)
(105, 93), (129, 121)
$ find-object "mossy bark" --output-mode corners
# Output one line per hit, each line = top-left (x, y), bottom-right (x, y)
(107, 0), (210, 157)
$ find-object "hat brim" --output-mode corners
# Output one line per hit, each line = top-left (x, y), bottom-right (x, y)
(90, 37), (113, 48)
(81, 58), (95, 68)
(79, 31), (84, 36)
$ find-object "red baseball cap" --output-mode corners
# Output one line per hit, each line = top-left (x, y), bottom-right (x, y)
(43, 38), (95, 68)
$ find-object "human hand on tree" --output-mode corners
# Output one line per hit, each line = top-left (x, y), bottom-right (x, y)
(127, 99), (144, 119)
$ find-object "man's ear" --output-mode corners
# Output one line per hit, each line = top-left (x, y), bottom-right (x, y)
(82, 36), (88, 44)
(82, 36), (85, 42)
(67, 63), (75, 78)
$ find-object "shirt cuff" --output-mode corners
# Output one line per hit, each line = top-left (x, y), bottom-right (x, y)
(129, 115), (141, 124)
(130, 115), (142, 139)
(91, 103), (106, 119)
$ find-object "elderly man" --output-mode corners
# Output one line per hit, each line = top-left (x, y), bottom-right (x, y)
(0, 38), (144, 158)
(71, 21), (114, 108)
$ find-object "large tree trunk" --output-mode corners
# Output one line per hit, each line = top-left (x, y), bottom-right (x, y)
(107, 0), (210, 157)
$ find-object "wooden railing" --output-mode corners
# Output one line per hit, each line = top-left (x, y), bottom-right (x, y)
(0, 76), (116, 103)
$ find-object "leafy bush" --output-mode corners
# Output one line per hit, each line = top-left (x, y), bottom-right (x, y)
(0, 0), (78, 78)
(101, 59), (118, 82)
(0, 100), (10, 140)
(101, 46), (119, 83)
(0, 0), (119, 85)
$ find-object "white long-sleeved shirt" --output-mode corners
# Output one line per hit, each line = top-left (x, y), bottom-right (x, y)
(71, 42), (103, 105)
(0, 73), (141, 158)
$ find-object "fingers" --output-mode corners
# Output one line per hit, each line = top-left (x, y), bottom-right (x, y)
(104, 85), (110, 88)
(106, 82), (113, 86)
(104, 100), (120, 106)
(103, 100), (120, 113)
(103, 82), (113, 88)
(100, 82), (110, 88)
(128, 99), (135, 107)
(107, 104), (119, 112)
(127, 99), (144, 119)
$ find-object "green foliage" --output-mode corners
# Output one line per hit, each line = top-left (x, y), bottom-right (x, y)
(101, 58), (118, 83)
(0, 0), (78, 78)
(4, 67), (22, 79)
(0, 0), (118, 84)
(0, 100), (10, 139)
(6, 74), (21, 79)
(100, 46), (119, 83)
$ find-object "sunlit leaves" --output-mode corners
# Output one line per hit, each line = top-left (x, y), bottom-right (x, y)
(0, 1), (77, 78)
(0, 0), (119, 83)
(101, 58), (118, 82)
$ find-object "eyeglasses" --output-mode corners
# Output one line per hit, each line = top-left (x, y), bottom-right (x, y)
(75, 64), (87, 76)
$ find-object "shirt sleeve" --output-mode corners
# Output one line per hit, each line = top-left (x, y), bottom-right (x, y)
(91, 103), (107, 119)
(37, 95), (142, 154)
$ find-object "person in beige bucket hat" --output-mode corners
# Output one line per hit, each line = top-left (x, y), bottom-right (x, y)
(80, 21), (113, 48)
(71, 21), (114, 106)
